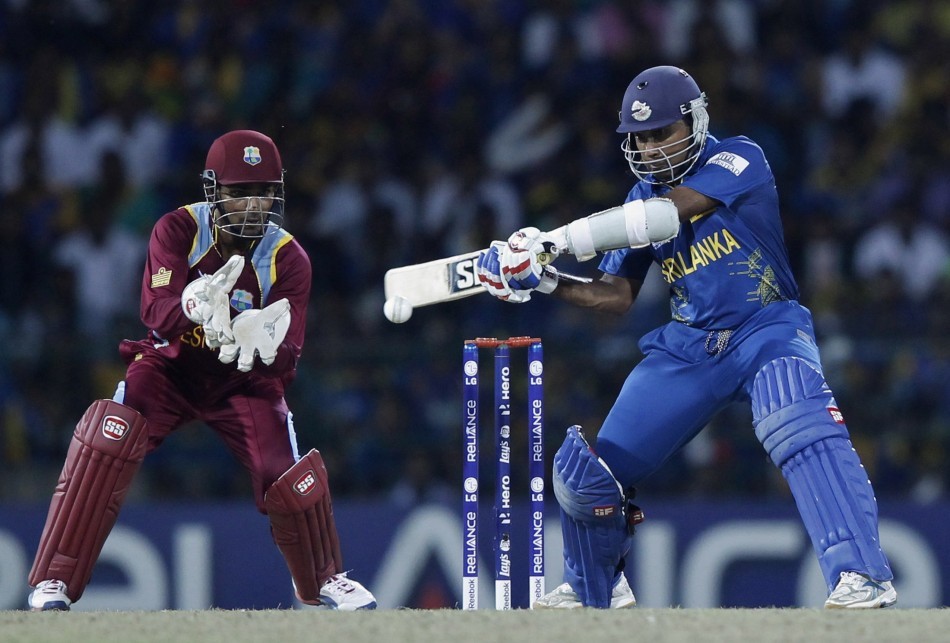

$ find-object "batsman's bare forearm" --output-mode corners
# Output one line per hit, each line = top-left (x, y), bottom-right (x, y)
(666, 185), (719, 221)
(552, 274), (641, 315)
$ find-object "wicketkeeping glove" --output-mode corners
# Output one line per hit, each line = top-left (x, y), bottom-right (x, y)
(218, 298), (291, 372)
(181, 255), (245, 349)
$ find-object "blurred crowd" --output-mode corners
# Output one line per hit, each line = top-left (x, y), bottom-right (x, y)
(1, 0), (949, 507)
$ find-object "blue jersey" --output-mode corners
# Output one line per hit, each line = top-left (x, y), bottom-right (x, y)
(599, 135), (799, 330)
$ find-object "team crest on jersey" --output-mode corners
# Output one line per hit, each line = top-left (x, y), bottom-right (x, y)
(230, 289), (253, 311)
(243, 146), (262, 166)
(630, 100), (652, 121)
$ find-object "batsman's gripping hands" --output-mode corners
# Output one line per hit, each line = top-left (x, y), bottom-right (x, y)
(476, 228), (559, 303)
(502, 227), (560, 292)
(218, 298), (291, 372)
(181, 255), (245, 348)
(477, 241), (530, 303)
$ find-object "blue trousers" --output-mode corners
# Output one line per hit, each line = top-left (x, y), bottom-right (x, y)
(592, 301), (893, 588)
(595, 301), (825, 488)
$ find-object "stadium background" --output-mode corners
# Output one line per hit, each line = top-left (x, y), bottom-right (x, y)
(0, 0), (948, 610)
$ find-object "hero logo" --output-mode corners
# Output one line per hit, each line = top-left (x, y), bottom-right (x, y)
(294, 471), (316, 495)
(102, 416), (129, 441)
(450, 257), (479, 294)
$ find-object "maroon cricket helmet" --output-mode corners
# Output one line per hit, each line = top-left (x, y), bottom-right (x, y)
(202, 130), (286, 238)
(204, 130), (283, 185)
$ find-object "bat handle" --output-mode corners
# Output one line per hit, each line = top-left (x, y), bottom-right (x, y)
(538, 242), (561, 266)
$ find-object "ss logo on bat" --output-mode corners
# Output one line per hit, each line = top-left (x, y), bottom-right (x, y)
(450, 257), (479, 294)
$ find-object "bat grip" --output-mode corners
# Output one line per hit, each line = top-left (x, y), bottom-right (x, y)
(538, 243), (561, 266)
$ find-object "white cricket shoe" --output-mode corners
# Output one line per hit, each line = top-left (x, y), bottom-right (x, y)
(319, 573), (377, 610)
(28, 580), (71, 611)
(824, 571), (897, 609)
(533, 575), (636, 609)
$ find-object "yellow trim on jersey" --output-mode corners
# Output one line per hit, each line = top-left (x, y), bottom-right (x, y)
(183, 204), (201, 260)
(269, 234), (294, 284)
(182, 203), (216, 267)
(689, 207), (717, 224)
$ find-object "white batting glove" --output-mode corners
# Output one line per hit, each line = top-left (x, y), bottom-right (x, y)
(500, 227), (559, 294)
(181, 255), (245, 349)
(218, 298), (291, 372)
(476, 241), (531, 303)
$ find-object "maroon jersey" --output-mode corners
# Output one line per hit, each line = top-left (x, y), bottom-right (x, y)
(120, 202), (311, 396)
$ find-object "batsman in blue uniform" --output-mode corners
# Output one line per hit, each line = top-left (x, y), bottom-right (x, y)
(477, 66), (896, 609)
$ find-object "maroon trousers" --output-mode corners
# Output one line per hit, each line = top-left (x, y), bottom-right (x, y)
(123, 352), (298, 512)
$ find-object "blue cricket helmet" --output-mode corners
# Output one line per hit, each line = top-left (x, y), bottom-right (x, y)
(617, 66), (706, 133)
(617, 66), (710, 185)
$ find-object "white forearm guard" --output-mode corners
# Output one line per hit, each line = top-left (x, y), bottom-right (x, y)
(550, 198), (680, 261)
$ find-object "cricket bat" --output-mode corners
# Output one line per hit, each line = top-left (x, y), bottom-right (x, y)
(384, 248), (558, 308)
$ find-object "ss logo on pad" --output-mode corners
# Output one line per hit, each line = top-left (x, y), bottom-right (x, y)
(101, 416), (129, 441)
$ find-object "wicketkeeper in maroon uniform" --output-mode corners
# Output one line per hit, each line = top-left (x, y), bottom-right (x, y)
(28, 130), (377, 611)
